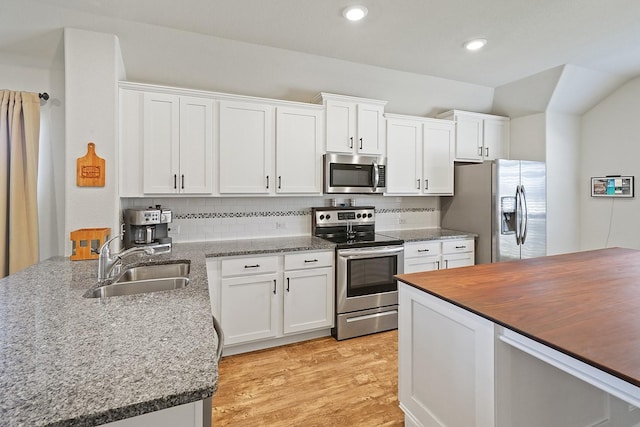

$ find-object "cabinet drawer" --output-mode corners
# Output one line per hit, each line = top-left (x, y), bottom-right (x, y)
(404, 241), (442, 258)
(221, 256), (279, 277)
(285, 251), (333, 270)
(442, 239), (474, 254)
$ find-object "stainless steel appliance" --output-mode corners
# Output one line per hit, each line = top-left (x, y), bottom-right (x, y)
(312, 206), (404, 340)
(324, 153), (387, 194)
(441, 159), (546, 264)
(123, 206), (173, 249)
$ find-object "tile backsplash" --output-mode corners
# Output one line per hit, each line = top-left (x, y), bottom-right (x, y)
(121, 196), (440, 243)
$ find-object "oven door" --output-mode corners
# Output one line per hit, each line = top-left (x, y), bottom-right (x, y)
(336, 245), (404, 314)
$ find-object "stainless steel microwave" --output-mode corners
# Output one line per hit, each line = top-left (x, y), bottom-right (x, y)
(324, 153), (387, 194)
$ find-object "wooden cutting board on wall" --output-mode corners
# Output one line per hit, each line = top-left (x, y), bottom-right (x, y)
(76, 142), (105, 187)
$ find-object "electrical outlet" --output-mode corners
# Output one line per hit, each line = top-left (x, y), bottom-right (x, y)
(169, 225), (181, 234)
(398, 218), (407, 224)
(276, 222), (287, 229)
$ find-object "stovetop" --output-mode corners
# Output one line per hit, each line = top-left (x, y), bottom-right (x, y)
(311, 206), (403, 249)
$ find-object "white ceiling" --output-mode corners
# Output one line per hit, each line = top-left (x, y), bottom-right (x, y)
(13, 0), (640, 88)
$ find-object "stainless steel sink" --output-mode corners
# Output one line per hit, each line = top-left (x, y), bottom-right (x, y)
(115, 262), (190, 283)
(86, 262), (190, 298)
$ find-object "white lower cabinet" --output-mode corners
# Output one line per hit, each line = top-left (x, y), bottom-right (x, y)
(209, 250), (334, 353)
(404, 238), (474, 274)
(283, 266), (333, 334)
(221, 272), (279, 345)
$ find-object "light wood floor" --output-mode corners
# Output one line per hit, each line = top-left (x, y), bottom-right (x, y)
(212, 330), (403, 426)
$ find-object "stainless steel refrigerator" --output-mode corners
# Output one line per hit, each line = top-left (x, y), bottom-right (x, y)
(441, 160), (546, 264)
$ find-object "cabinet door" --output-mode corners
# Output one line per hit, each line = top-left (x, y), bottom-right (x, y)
(275, 107), (322, 194)
(325, 99), (356, 153)
(442, 252), (475, 269)
(283, 267), (334, 334)
(356, 103), (384, 155)
(221, 273), (279, 345)
(179, 96), (214, 194)
(405, 256), (441, 274)
(454, 114), (483, 162)
(386, 118), (422, 195)
(423, 120), (455, 195)
(143, 92), (180, 193)
(219, 101), (272, 193)
(483, 118), (509, 160)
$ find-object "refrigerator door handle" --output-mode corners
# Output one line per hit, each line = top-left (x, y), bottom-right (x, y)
(520, 185), (529, 244)
(515, 185), (522, 245)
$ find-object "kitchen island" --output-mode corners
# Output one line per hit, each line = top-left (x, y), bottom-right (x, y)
(396, 247), (640, 427)
(0, 236), (334, 427)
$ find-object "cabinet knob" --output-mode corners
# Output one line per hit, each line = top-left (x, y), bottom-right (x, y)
(359, 137), (363, 150)
(181, 174), (185, 190)
(417, 249), (430, 253)
(266, 175), (270, 189)
(173, 174), (177, 190)
(244, 264), (260, 269)
(425, 179), (429, 190)
(278, 176), (282, 189)
(286, 277), (290, 292)
(485, 147), (489, 157)
(349, 137), (354, 149)
(273, 279), (277, 295)
(304, 259), (318, 263)
(417, 179), (420, 189)
(478, 147), (483, 156)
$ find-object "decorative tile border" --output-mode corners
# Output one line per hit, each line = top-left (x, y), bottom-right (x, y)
(174, 207), (436, 220)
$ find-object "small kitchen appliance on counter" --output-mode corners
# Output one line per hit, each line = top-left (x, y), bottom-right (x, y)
(312, 206), (404, 340)
(123, 206), (172, 249)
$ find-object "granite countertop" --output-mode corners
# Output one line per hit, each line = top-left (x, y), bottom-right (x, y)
(0, 244), (217, 427)
(0, 236), (334, 427)
(378, 228), (477, 242)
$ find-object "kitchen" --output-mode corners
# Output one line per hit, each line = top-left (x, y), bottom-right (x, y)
(3, 1), (640, 426)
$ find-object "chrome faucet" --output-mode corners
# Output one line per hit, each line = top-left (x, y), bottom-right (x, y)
(97, 234), (172, 281)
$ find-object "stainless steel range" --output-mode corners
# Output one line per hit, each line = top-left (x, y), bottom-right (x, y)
(312, 206), (404, 340)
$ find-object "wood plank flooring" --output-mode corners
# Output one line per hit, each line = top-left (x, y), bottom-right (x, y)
(212, 330), (403, 426)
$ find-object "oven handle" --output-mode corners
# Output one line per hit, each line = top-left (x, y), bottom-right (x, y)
(338, 246), (404, 259)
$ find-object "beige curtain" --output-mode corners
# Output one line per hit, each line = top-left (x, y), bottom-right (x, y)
(0, 91), (40, 278)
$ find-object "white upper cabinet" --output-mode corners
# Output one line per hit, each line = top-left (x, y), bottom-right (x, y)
(437, 110), (510, 162)
(422, 118), (455, 195)
(219, 100), (273, 194)
(275, 106), (323, 194)
(386, 117), (422, 195)
(386, 115), (455, 196)
(143, 92), (214, 194)
(316, 93), (386, 155)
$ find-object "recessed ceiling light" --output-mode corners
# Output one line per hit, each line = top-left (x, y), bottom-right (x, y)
(343, 6), (368, 21)
(464, 38), (487, 51)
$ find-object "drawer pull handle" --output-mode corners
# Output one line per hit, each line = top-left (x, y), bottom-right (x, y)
(417, 249), (430, 253)
(304, 259), (319, 263)
(286, 277), (290, 292)
(273, 279), (277, 295)
(244, 264), (260, 268)
(455, 245), (466, 249)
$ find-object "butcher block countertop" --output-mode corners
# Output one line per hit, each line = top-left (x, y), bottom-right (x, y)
(396, 247), (640, 388)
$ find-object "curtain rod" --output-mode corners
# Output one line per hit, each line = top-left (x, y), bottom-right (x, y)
(38, 93), (49, 101)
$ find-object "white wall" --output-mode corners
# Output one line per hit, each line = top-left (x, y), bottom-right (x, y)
(1, 63), (65, 261)
(509, 114), (546, 162)
(64, 28), (125, 255)
(545, 112), (580, 255)
(580, 76), (640, 250)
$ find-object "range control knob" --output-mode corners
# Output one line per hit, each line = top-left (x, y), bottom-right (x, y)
(357, 213), (362, 218)
(367, 213), (373, 218)
(319, 215), (325, 220)
(326, 214), (331, 220)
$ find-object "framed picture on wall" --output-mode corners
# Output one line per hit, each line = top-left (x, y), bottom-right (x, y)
(591, 176), (634, 198)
